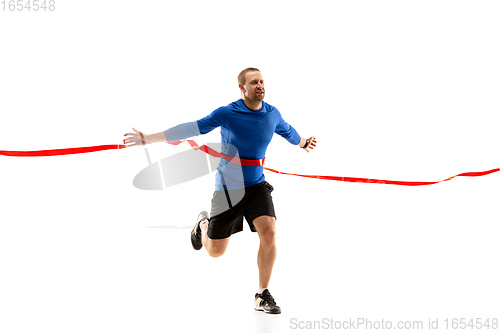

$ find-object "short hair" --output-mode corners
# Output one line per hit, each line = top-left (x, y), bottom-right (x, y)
(238, 68), (260, 85)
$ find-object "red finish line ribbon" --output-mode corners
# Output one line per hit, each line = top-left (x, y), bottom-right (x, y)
(263, 166), (500, 186)
(167, 140), (265, 166)
(0, 144), (127, 157)
(1, 141), (499, 186)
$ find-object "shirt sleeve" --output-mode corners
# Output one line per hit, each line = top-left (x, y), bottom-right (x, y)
(196, 106), (229, 135)
(163, 106), (229, 142)
(163, 121), (200, 142)
(275, 111), (301, 145)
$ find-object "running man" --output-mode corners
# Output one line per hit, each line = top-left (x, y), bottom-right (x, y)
(124, 68), (316, 314)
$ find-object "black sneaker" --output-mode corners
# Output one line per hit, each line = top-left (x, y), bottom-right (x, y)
(191, 211), (209, 250)
(254, 289), (281, 314)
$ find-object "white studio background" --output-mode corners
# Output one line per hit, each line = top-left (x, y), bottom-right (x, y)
(1, 1), (499, 332)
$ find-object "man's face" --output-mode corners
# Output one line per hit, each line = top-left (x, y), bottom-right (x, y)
(241, 71), (265, 101)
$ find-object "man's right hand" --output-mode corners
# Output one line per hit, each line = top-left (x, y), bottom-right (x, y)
(123, 128), (146, 147)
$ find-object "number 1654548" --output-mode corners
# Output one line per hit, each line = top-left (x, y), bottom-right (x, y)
(2, 0), (55, 11)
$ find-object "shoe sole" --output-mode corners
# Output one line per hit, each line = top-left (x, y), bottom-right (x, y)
(191, 211), (209, 250)
(254, 307), (281, 314)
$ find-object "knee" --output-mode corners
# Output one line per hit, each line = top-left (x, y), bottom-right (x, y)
(206, 239), (228, 258)
(255, 216), (276, 248)
(207, 247), (226, 258)
(261, 228), (276, 248)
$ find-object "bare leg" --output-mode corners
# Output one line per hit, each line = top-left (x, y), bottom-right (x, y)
(200, 220), (230, 258)
(253, 216), (277, 289)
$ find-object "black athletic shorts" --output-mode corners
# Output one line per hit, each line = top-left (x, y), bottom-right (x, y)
(208, 181), (276, 240)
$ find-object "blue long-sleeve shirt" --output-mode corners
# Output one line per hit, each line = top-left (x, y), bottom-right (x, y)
(164, 99), (301, 190)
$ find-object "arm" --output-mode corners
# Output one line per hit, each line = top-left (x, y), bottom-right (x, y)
(145, 131), (167, 144)
(274, 110), (317, 153)
(123, 107), (228, 147)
